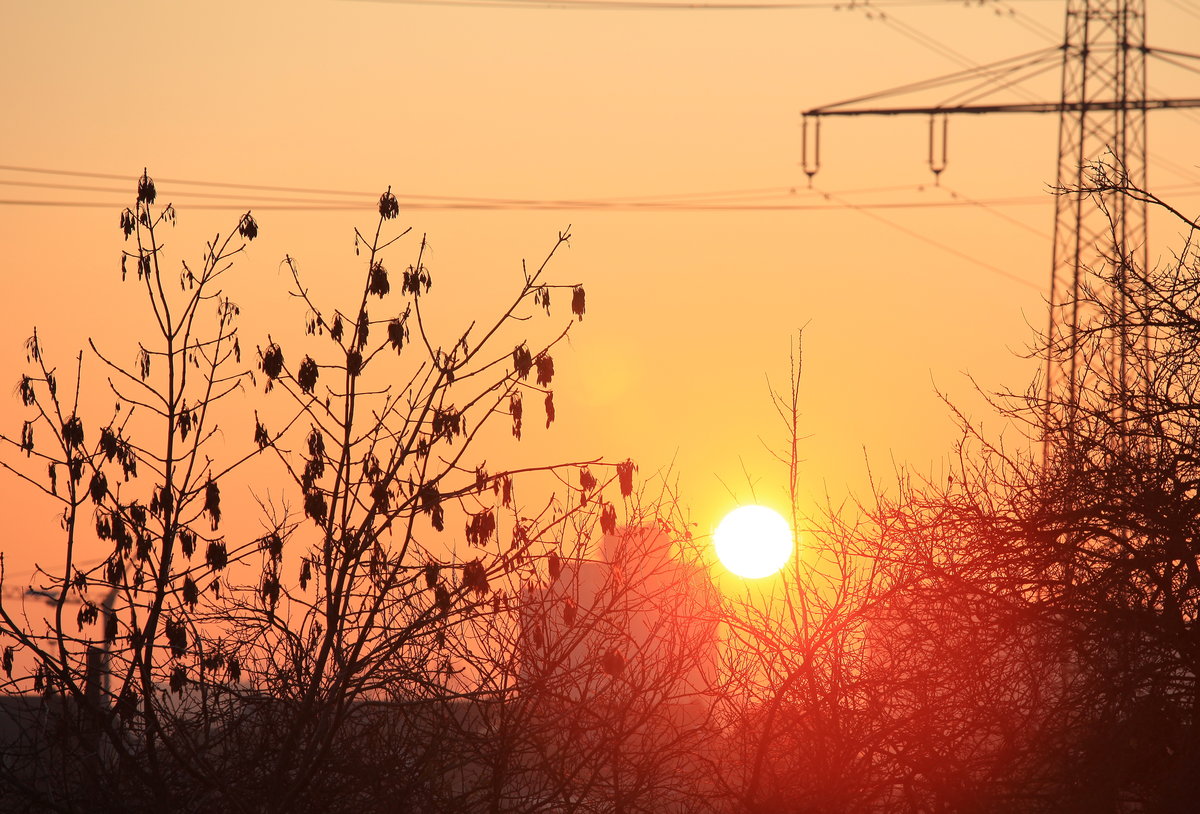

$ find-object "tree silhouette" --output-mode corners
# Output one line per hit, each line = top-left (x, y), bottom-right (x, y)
(841, 170), (1200, 811)
(0, 171), (265, 811)
(707, 336), (909, 814)
(0, 172), (675, 814)
(10, 163), (1200, 814)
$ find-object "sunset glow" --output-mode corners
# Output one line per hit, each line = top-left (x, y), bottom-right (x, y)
(4, 3), (1200, 809)
(714, 505), (792, 579)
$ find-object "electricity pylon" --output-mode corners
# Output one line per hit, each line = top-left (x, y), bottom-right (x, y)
(800, 0), (1200, 455)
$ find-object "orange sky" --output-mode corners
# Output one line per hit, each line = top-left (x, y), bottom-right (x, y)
(2, 0), (1198, 585)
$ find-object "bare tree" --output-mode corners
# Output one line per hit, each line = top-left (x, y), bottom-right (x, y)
(834, 170), (1200, 811)
(704, 334), (910, 814)
(0, 171), (264, 812)
(0, 172), (688, 814)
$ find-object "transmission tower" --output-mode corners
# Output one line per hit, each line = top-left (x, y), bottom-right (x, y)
(800, 0), (1200, 454)
(1050, 0), (1148, 431)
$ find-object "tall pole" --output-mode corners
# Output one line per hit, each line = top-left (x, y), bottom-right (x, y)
(800, 0), (1197, 461)
(1048, 0), (1148, 451)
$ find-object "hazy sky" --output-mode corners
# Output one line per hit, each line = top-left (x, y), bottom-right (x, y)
(2, 0), (1199, 582)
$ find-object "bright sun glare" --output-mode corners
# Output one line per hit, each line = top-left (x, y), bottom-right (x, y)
(714, 505), (793, 579)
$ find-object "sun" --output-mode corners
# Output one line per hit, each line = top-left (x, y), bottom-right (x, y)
(714, 505), (793, 579)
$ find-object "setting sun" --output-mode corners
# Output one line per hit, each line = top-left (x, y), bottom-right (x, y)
(714, 505), (793, 579)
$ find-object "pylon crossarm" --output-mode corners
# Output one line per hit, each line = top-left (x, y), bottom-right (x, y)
(804, 97), (1200, 117)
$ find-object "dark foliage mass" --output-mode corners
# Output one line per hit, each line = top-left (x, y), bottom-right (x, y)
(719, 169), (1200, 813)
(2, 166), (1199, 813)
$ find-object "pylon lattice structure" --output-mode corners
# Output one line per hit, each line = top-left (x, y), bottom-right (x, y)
(1051, 0), (1147, 429)
(800, 0), (1200, 455)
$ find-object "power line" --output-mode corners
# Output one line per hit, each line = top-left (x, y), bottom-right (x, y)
(0, 163), (380, 199)
(800, 0), (1200, 439)
(348, 0), (1059, 10)
(1164, 0), (1200, 23)
(821, 1), (1058, 112)
(994, 1), (1058, 43)
(813, 186), (1043, 289)
(0, 178), (375, 206)
(0, 195), (1054, 212)
(804, 46), (1061, 114)
(0, 164), (1018, 205)
(2, 164), (1194, 215)
(2, 166), (1194, 289)
(938, 184), (1053, 239)
(873, 9), (999, 75)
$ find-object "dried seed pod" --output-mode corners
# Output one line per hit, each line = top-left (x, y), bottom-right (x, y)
(535, 354), (554, 387)
(368, 262), (390, 297)
(206, 540), (228, 571)
(238, 212), (258, 241)
(297, 356), (318, 394)
(378, 188), (399, 220)
(261, 343), (284, 380)
(204, 478), (222, 529)
(601, 648), (625, 677)
(137, 169), (156, 205)
(617, 459), (637, 498)
(571, 286), (586, 320)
